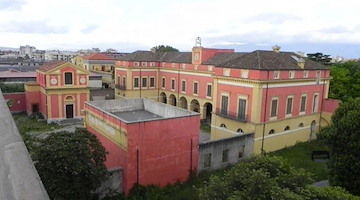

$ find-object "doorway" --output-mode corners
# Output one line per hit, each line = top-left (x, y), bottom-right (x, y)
(66, 104), (74, 119)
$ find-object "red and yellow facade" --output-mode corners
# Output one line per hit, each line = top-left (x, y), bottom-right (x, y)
(114, 46), (339, 154)
(25, 61), (90, 122)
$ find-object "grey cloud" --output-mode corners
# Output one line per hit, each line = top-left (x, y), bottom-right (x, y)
(246, 13), (301, 24)
(0, 0), (26, 10)
(0, 21), (69, 34)
(81, 25), (99, 34)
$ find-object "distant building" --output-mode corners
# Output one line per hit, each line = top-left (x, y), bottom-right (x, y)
(45, 50), (77, 61)
(19, 45), (36, 58)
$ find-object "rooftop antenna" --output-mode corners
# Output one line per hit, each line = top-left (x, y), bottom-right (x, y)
(195, 37), (201, 47)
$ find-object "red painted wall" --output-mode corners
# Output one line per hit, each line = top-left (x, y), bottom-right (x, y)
(50, 94), (59, 118)
(216, 84), (253, 121)
(322, 98), (340, 113)
(260, 84), (325, 122)
(126, 116), (199, 193)
(25, 91), (40, 114)
(85, 103), (199, 194)
(3, 93), (26, 113)
(40, 92), (47, 118)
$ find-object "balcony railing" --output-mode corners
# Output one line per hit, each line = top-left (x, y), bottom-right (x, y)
(115, 84), (126, 90)
(215, 108), (247, 122)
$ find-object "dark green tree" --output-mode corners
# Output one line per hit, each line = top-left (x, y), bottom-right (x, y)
(197, 156), (360, 200)
(151, 45), (179, 52)
(329, 61), (360, 101)
(307, 52), (332, 66)
(318, 98), (360, 196)
(33, 128), (108, 200)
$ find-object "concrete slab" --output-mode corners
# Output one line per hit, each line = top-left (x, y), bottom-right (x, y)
(111, 110), (162, 123)
(0, 90), (49, 200)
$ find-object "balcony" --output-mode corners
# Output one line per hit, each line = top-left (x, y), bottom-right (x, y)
(215, 108), (247, 122)
(115, 84), (126, 90)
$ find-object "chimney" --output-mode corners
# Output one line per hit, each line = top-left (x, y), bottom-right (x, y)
(297, 58), (305, 69)
(272, 45), (281, 53)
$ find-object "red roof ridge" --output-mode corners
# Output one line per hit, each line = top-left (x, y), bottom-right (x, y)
(82, 53), (114, 60)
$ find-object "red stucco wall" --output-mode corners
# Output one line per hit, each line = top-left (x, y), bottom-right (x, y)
(3, 93), (26, 113)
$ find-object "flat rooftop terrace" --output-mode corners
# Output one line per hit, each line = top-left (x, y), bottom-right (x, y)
(112, 110), (163, 122)
(86, 98), (199, 123)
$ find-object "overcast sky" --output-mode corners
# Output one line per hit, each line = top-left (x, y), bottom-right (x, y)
(1, 0), (360, 58)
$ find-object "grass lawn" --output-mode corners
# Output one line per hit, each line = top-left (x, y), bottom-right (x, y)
(269, 140), (329, 181)
(200, 123), (211, 133)
(12, 113), (63, 134)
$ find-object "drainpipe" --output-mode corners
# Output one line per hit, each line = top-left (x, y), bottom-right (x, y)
(139, 67), (142, 98)
(190, 138), (193, 175)
(319, 78), (326, 131)
(177, 66), (180, 105)
(261, 70), (270, 154)
(136, 149), (139, 185)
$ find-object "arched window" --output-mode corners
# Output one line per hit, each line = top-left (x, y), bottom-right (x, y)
(237, 128), (244, 133)
(269, 129), (275, 135)
(220, 124), (227, 129)
(298, 123), (304, 127)
(284, 126), (290, 131)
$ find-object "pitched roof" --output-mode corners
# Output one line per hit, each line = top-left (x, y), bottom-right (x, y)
(202, 52), (246, 65)
(159, 52), (192, 63)
(82, 53), (114, 60)
(36, 61), (67, 72)
(218, 51), (329, 70)
(120, 51), (192, 63)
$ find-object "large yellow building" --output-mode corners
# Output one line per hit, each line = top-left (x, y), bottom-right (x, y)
(113, 45), (339, 153)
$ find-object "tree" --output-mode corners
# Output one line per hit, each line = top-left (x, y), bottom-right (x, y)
(33, 128), (108, 200)
(318, 98), (360, 196)
(151, 45), (179, 53)
(329, 61), (360, 101)
(307, 52), (332, 66)
(197, 156), (360, 200)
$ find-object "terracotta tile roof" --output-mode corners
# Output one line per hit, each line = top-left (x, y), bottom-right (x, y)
(218, 51), (329, 70)
(120, 51), (192, 63)
(36, 61), (67, 72)
(160, 52), (192, 63)
(0, 71), (35, 78)
(202, 52), (246, 65)
(82, 53), (115, 60)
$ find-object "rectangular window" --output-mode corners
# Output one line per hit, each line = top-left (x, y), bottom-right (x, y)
(150, 77), (155, 87)
(134, 62), (139, 67)
(286, 97), (293, 114)
(134, 77), (139, 88)
(221, 95), (228, 115)
(273, 71), (280, 79)
(117, 76), (121, 85)
(65, 72), (72, 84)
(203, 153), (211, 168)
(270, 98), (278, 117)
(300, 95), (307, 112)
(238, 99), (246, 120)
(222, 149), (229, 163)
(141, 62), (147, 67)
(313, 94), (319, 112)
(142, 77), (147, 87)
(223, 69), (230, 76)
(289, 71), (295, 79)
(171, 79), (175, 90)
(193, 82), (198, 95)
(162, 77), (165, 88)
(239, 145), (245, 158)
(123, 77), (126, 88)
(150, 62), (155, 67)
(304, 70), (309, 78)
(241, 70), (249, 78)
(181, 80), (186, 92)
(207, 84), (212, 97)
